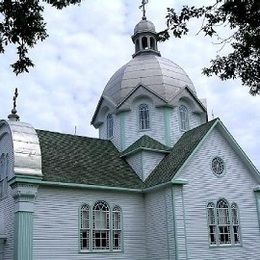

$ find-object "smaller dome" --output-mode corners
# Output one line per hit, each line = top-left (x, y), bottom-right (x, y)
(134, 19), (156, 35)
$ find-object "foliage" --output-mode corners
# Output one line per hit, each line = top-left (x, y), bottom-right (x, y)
(0, 0), (82, 75)
(158, 0), (260, 95)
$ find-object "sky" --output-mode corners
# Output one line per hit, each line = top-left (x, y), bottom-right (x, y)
(0, 0), (259, 170)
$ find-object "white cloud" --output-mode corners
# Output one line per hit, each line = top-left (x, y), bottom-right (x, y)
(0, 0), (259, 169)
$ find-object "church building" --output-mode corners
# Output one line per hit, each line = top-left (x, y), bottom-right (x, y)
(0, 3), (260, 260)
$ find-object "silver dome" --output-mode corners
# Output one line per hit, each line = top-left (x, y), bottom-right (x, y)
(134, 19), (156, 35)
(102, 54), (196, 105)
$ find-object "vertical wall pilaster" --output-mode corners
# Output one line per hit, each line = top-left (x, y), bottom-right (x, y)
(11, 183), (38, 260)
(120, 112), (126, 151)
(163, 107), (172, 146)
(256, 191), (260, 230)
(172, 185), (188, 260)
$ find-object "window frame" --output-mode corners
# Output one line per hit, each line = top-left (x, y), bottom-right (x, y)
(179, 105), (189, 131)
(138, 103), (150, 131)
(79, 201), (123, 253)
(106, 113), (114, 139)
(0, 154), (8, 200)
(207, 199), (241, 247)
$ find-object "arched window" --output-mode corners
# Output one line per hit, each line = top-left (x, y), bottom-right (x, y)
(207, 199), (240, 246)
(0, 154), (8, 199)
(79, 201), (123, 252)
(93, 201), (110, 250)
(139, 104), (150, 130)
(231, 203), (240, 244)
(217, 199), (231, 245)
(179, 105), (189, 131)
(136, 39), (140, 52)
(150, 37), (155, 50)
(142, 36), (148, 49)
(112, 206), (122, 250)
(80, 204), (90, 250)
(106, 114), (113, 138)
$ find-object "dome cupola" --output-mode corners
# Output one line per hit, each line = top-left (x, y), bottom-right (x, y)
(132, 1), (160, 57)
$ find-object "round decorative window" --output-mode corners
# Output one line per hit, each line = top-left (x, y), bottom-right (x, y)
(211, 157), (225, 176)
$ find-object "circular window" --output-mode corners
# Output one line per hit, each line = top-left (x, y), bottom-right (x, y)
(211, 157), (225, 176)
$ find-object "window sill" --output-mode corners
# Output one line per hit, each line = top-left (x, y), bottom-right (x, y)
(138, 128), (151, 132)
(209, 243), (242, 248)
(79, 249), (123, 254)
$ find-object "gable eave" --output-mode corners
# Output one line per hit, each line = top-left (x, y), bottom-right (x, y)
(116, 83), (168, 109)
(172, 118), (260, 183)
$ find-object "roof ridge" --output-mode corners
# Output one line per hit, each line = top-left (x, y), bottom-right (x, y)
(121, 134), (170, 157)
(36, 129), (111, 143)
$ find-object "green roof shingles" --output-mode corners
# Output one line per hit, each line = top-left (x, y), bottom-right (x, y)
(145, 119), (217, 188)
(36, 119), (217, 190)
(121, 135), (170, 157)
(36, 130), (144, 189)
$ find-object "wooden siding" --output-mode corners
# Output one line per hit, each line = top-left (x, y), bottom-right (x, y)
(126, 151), (165, 181)
(169, 102), (203, 147)
(126, 153), (143, 180)
(0, 125), (15, 260)
(179, 127), (260, 259)
(33, 187), (147, 260)
(145, 187), (176, 259)
(123, 98), (166, 148)
(99, 112), (121, 151)
(142, 151), (165, 180)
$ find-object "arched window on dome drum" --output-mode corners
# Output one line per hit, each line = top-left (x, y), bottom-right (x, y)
(0, 153), (8, 199)
(142, 36), (148, 49)
(179, 105), (189, 131)
(106, 113), (113, 138)
(150, 37), (155, 50)
(112, 206), (122, 250)
(80, 204), (90, 250)
(93, 201), (110, 250)
(139, 104), (150, 130)
(136, 39), (140, 52)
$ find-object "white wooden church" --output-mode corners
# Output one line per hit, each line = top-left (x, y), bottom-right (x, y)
(0, 3), (260, 260)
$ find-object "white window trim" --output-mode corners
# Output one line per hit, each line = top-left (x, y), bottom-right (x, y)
(106, 114), (114, 139)
(0, 154), (8, 200)
(138, 103), (150, 131)
(179, 105), (189, 131)
(79, 201), (123, 253)
(207, 199), (241, 247)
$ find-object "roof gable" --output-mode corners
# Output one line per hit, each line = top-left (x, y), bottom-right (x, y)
(145, 119), (217, 188)
(145, 118), (260, 188)
(121, 135), (170, 157)
(36, 130), (144, 189)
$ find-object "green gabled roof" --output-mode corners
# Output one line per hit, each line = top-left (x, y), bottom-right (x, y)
(121, 135), (171, 157)
(145, 119), (218, 188)
(36, 130), (144, 189)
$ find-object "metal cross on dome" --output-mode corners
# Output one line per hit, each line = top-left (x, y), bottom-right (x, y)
(8, 87), (20, 121)
(139, 0), (149, 20)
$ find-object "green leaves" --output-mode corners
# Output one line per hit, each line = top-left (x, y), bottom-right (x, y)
(159, 0), (260, 95)
(0, 0), (83, 75)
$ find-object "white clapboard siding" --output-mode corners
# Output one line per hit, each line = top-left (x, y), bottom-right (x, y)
(0, 126), (15, 260)
(145, 187), (176, 259)
(126, 151), (165, 181)
(33, 187), (147, 260)
(169, 103), (203, 146)
(179, 127), (260, 259)
(124, 98), (166, 148)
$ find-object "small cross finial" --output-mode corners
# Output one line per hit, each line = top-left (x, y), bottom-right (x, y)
(8, 88), (20, 121)
(139, 0), (148, 20)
